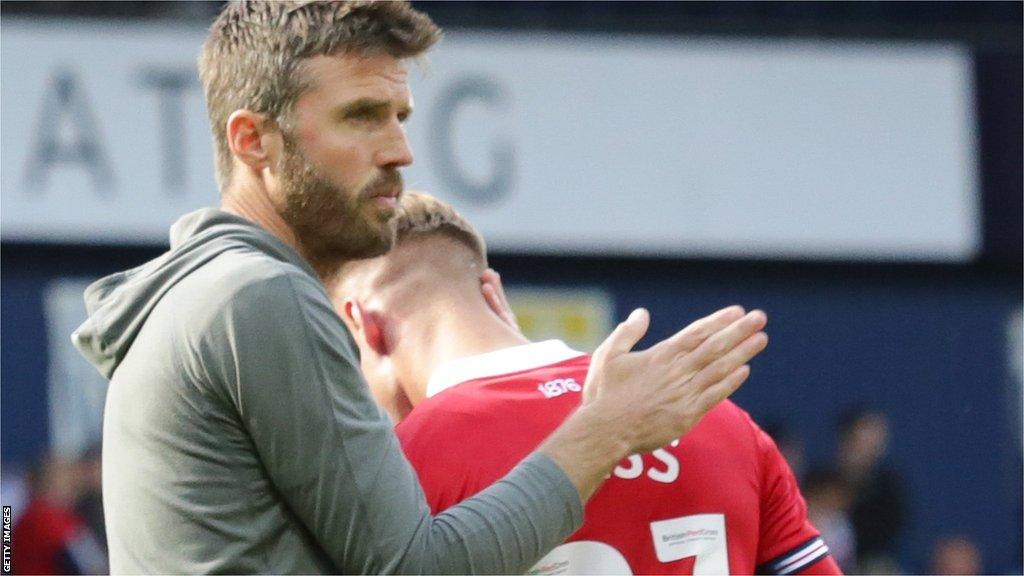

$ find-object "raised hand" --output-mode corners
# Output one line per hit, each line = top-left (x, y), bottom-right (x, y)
(584, 305), (767, 453)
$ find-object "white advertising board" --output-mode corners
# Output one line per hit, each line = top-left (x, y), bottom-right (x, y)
(44, 278), (108, 458)
(2, 19), (980, 260)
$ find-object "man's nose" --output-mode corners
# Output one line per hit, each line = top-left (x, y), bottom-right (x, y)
(376, 123), (414, 169)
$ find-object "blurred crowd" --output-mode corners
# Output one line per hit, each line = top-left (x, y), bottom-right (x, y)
(4, 447), (107, 575)
(1, 409), (988, 574)
(769, 407), (984, 575)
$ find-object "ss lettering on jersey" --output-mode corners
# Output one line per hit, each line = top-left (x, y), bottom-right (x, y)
(614, 440), (681, 483)
(537, 378), (582, 398)
(537, 378), (683, 484)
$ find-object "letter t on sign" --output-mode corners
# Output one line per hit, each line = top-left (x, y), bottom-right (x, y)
(137, 67), (199, 196)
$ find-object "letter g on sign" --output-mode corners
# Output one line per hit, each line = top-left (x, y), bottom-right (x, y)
(428, 75), (515, 205)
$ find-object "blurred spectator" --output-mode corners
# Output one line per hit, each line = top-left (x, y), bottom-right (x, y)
(836, 407), (906, 574)
(930, 535), (983, 575)
(803, 466), (857, 573)
(763, 419), (807, 482)
(12, 454), (107, 575)
(74, 445), (106, 558)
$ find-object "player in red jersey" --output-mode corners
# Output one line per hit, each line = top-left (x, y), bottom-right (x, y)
(329, 192), (841, 575)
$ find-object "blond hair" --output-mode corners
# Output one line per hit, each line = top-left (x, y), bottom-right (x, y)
(328, 191), (487, 299)
(394, 191), (488, 266)
(199, 0), (441, 189)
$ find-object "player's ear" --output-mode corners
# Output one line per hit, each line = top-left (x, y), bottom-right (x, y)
(226, 110), (280, 174)
(480, 268), (522, 333)
(349, 301), (389, 356)
(339, 299), (361, 335)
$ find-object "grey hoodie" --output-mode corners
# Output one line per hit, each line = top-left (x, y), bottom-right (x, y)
(73, 208), (582, 574)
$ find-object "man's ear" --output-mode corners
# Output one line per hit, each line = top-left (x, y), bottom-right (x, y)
(226, 110), (280, 174)
(344, 300), (388, 356)
(480, 268), (522, 334)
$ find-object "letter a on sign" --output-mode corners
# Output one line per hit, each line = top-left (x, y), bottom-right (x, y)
(23, 68), (115, 194)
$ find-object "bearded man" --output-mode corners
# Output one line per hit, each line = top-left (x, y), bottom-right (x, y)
(72, 2), (769, 573)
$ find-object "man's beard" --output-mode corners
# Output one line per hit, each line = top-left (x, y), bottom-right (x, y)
(277, 140), (402, 263)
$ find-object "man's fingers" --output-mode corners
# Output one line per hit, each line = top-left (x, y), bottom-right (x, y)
(651, 305), (746, 357)
(694, 364), (752, 415)
(679, 310), (767, 373)
(480, 268), (525, 335)
(482, 282), (517, 329)
(690, 330), (768, 393)
(594, 308), (651, 361)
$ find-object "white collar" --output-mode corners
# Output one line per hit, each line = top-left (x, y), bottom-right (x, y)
(426, 340), (586, 398)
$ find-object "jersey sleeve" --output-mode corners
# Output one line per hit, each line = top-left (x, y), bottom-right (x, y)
(752, 421), (840, 575)
(208, 271), (583, 574)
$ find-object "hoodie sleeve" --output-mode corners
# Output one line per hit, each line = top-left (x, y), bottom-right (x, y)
(208, 270), (582, 574)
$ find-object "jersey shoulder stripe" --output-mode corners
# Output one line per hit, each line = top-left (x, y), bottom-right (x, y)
(757, 536), (831, 575)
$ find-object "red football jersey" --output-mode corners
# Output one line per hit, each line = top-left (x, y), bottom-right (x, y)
(398, 341), (839, 575)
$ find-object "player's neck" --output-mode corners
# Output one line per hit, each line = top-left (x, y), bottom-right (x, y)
(402, 302), (531, 403)
(435, 312), (532, 363)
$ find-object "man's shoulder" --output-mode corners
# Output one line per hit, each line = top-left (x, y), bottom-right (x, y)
(179, 246), (326, 309)
(670, 400), (769, 465)
(702, 399), (760, 432)
(152, 245), (339, 354)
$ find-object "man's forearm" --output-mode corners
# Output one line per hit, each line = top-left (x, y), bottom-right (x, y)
(420, 453), (584, 574)
(537, 405), (632, 503)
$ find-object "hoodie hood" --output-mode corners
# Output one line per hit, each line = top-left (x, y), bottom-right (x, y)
(72, 208), (316, 379)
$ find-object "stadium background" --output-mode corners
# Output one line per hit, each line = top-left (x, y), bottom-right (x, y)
(1, 1), (1020, 573)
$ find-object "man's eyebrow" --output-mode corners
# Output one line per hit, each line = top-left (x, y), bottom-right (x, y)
(337, 98), (412, 118)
